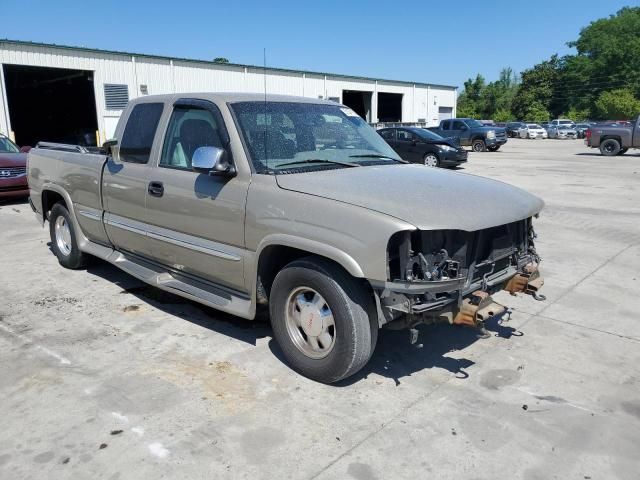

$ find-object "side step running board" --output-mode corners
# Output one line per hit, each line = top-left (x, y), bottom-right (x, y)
(98, 248), (253, 319)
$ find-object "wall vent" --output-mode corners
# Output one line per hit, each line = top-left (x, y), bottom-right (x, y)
(104, 84), (129, 110)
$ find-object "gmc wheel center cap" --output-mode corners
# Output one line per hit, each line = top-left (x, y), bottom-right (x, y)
(300, 306), (323, 337)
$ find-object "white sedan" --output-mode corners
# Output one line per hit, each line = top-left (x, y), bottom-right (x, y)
(518, 123), (548, 139)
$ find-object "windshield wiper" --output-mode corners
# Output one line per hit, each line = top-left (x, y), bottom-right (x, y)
(348, 154), (407, 163)
(276, 159), (361, 168)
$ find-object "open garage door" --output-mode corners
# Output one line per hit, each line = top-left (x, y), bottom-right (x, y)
(377, 92), (402, 122)
(3, 64), (98, 147)
(342, 90), (372, 121)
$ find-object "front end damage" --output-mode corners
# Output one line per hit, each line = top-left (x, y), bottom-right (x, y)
(372, 217), (544, 340)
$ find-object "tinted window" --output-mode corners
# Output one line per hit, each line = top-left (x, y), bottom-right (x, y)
(451, 120), (466, 130)
(160, 107), (224, 170)
(441, 120), (450, 131)
(379, 129), (395, 141)
(119, 103), (164, 163)
(397, 130), (415, 141)
(415, 129), (444, 141)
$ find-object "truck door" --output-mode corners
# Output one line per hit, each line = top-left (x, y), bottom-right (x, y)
(103, 102), (164, 258)
(451, 120), (470, 145)
(144, 99), (248, 292)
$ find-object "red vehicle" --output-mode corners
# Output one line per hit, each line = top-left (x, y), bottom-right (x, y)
(0, 134), (30, 199)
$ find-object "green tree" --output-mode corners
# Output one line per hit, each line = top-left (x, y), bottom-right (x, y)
(213, 57), (230, 64)
(511, 56), (561, 119)
(594, 88), (640, 119)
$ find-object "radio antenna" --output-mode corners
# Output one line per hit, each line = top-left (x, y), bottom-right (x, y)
(263, 47), (269, 173)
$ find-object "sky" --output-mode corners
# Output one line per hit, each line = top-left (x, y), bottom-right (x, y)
(1, 0), (635, 89)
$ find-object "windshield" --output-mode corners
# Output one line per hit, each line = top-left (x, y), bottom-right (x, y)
(559, 120), (574, 125)
(466, 119), (484, 128)
(558, 125), (572, 130)
(0, 136), (20, 153)
(415, 129), (445, 141)
(527, 124), (541, 129)
(231, 102), (401, 172)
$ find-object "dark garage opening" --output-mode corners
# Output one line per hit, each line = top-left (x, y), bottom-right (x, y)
(377, 92), (402, 122)
(3, 64), (98, 147)
(342, 90), (372, 121)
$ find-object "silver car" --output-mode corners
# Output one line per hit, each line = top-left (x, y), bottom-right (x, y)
(548, 124), (578, 139)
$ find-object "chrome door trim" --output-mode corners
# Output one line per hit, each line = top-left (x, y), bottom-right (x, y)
(77, 209), (101, 221)
(105, 213), (242, 262)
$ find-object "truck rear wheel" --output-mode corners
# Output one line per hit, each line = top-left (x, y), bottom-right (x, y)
(269, 257), (377, 383)
(600, 138), (621, 156)
(49, 203), (88, 269)
(472, 139), (486, 152)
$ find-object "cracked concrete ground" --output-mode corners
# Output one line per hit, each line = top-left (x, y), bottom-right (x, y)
(1, 139), (639, 479)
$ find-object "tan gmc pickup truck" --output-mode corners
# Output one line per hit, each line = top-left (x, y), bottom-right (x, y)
(27, 93), (545, 383)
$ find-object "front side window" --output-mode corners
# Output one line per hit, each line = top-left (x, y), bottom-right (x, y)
(397, 130), (415, 141)
(0, 136), (20, 153)
(119, 103), (164, 163)
(231, 102), (401, 173)
(379, 129), (395, 141)
(452, 120), (466, 130)
(160, 107), (224, 170)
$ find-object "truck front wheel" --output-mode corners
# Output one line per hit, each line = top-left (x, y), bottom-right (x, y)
(600, 138), (621, 156)
(472, 139), (486, 152)
(49, 203), (88, 269)
(269, 257), (377, 383)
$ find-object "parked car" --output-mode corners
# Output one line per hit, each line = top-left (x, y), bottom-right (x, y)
(540, 121), (550, 130)
(378, 127), (467, 168)
(518, 123), (548, 139)
(586, 116), (639, 156)
(549, 119), (575, 128)
(0, 134), (30, 199)
(428, 118), (508, 152)
(548, 124), (578, 139)
(506, 122), (526, 138)
(574, 123), (592, 139)
(27, 93), (545, 383)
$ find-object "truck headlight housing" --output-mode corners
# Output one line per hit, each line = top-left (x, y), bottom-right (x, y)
(487, 130), (496, 139)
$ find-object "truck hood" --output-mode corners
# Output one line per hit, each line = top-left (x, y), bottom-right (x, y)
(275, 164), (544, 231)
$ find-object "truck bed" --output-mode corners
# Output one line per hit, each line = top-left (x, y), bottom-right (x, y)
(28, 144), (109, 242)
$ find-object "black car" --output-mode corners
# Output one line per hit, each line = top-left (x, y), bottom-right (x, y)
(378, 127), (467, 168)
(506, 122), (526, 138)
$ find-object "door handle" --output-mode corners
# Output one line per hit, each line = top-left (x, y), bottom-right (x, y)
(148, 181), (164, 197)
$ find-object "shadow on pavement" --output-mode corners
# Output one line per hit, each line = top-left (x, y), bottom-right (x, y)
(85, 260), (272, 347)
(84, 259), (522, 385)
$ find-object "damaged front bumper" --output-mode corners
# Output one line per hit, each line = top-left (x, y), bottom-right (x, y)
(371, 260), (544, 333)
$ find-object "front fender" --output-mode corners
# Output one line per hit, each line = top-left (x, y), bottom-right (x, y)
(255, 234), (365, 278)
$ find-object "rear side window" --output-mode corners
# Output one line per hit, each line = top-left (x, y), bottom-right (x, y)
(119, 103), (164, 163)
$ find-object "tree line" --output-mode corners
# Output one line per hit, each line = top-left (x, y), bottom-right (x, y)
(457, 7), (640, 122)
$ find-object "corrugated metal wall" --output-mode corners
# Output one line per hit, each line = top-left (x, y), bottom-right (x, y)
(0, 42), (456, 141)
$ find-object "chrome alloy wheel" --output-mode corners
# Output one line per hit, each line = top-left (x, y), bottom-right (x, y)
(54, 215), (72, 256)
(285, 287), (336, 359)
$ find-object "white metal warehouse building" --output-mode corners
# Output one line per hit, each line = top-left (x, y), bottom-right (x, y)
(0, 39), (457, 147)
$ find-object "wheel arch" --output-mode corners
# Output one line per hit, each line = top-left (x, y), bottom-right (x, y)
(254, 235), (366, 304)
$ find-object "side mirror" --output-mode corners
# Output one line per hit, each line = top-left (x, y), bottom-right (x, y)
(192, 146), (236, 177)
(103, 139), (118, 155)
(20, 146), (32, 153)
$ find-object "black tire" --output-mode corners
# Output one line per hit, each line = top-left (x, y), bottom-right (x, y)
(487, 145), (500, 152)
(269, 256), (377, 383)
(472, 139), (486, 152)
(618, 148), (628, 156)
(600, 138), (621, 156)
(49, 203), (87, 269)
